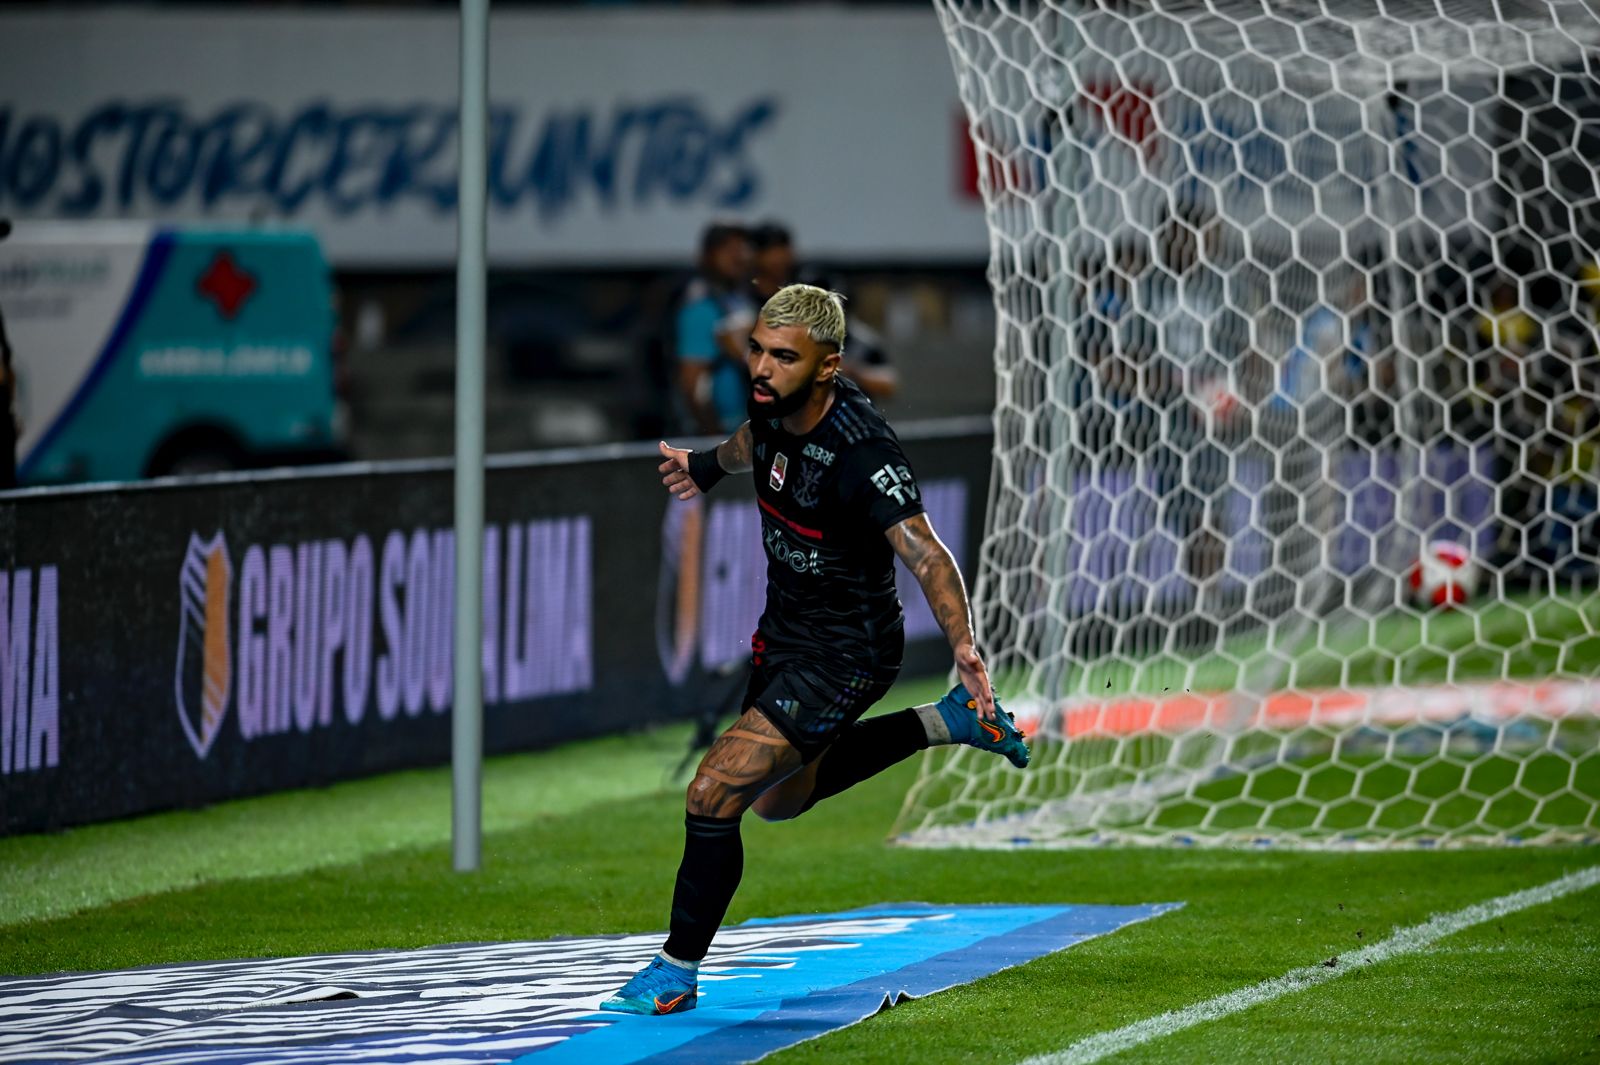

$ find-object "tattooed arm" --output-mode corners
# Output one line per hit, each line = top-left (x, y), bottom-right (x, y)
(715, 421), (754, 474)
(885, 514), (996, 719)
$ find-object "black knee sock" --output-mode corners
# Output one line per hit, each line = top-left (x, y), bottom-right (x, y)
(662, 812), (743, 963)
(798, 708), (930, 815)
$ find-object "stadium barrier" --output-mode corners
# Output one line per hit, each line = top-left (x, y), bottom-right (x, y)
(0, 419), (991, 834)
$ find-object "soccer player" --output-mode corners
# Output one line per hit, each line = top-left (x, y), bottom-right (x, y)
(600, 284), (1028, 1016)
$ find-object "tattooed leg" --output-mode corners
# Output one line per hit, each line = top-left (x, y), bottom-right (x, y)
(686, 708), (804, 818)
(664, 709), (803, 962)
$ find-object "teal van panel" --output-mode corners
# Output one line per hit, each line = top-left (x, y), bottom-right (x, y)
(19, 228), (336, 483)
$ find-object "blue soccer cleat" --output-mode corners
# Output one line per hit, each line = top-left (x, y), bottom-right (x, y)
(935, 683), (1030, 768)
(599, 955), (698, 1015)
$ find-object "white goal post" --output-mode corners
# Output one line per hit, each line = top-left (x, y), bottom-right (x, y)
(896, 0), (1600, 847)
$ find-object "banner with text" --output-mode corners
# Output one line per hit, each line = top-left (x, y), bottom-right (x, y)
(0, 9), (985, 267)
(0, 425), (990, 834)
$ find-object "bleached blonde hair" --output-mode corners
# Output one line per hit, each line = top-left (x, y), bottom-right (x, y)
(760, 283), (847, 353)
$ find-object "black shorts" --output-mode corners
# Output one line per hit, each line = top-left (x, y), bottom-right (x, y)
(744, 629), (903, 762)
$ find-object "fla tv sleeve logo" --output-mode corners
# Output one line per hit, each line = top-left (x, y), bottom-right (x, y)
(871, 463), (918, 505)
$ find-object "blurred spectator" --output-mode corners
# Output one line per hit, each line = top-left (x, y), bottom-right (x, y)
(1144, 205), (1229, 376)
(0, 315), (14, 490)
(0, 217), (14, 489)
(1475, 274), (1539, 357)
(750, 222), (796, 303)
(1576, 254), (1600, 326)
(1084, 237), (1146, 410)
(749, 220), (898, 402)
(676, 222), (755, 435)
(1121, 207), (1226, 443)
(1151, 205), (1232, 586)
(1275, 267), (1382, 433)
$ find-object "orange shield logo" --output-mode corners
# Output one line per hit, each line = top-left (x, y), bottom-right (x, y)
(175, 532), (233, 759)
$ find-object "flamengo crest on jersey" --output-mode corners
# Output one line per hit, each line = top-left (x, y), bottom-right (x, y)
(792, 459), (827, 509)
(770, 452), (788, 491)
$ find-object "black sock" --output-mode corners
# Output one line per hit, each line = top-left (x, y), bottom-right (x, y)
(798, 708), (930, 815)
(662, 812), (743, 963)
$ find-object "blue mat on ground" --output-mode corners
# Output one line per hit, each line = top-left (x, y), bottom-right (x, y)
(0, 902), (1180, 1064)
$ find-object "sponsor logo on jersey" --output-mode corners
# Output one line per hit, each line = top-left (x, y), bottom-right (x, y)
(763, 525), (823, 576)
(802, 442), (835, 466)
(871, 463), (919, 505)
(770, 452), (789, 491)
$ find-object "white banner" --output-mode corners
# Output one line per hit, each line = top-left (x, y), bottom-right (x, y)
(0, 9), (987, 267)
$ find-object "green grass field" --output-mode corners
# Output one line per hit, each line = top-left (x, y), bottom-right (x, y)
(4, 674), (1598, 1064)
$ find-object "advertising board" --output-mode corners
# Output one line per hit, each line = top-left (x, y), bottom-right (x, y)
(0, 424), (991, 833)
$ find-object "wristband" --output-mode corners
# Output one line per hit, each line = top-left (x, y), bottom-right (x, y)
(687, 449), (728, 494)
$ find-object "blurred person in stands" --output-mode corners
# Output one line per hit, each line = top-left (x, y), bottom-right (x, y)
(0, 310), (13, 490)
(1142, 202), (1232, 588)
(1472, 265), (1565, 579)
(1550, 299), (1600, 578)
(1575, 254), (1600, 327)
(676, 222), (756, 435)
(1084, 236), (1148, 412)
(1475, 273), (1540, 359)
(1277, 268), (1374, 407)
(749, 221), (796, 306)
(0, 218), (15, 489)
(749, 221), (898, 402)
(1471, 271), (1542, 456)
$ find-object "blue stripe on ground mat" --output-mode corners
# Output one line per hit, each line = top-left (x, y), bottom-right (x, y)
(519, 902), (1181, 1065)
(0, 902), (1179, 1064)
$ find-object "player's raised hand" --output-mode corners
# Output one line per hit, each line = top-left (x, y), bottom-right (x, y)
(658, 441), (701, 500)
(953, 642), (996, 720)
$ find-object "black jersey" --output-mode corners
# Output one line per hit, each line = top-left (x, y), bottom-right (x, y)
(748, 376), (924, 656)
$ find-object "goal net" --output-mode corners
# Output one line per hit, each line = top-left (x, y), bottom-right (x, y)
(897, 0), (1600, 847)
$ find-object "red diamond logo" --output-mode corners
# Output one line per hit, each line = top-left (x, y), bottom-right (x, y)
(196, 251), (257, 320)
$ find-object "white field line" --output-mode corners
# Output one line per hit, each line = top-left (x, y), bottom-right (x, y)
(1019, 863), (1600, 1065)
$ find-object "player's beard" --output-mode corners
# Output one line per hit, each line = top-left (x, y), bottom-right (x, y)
(748, 375), (820, 420)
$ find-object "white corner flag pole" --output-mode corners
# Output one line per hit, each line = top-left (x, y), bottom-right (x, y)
(453, 0), (489, 873)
